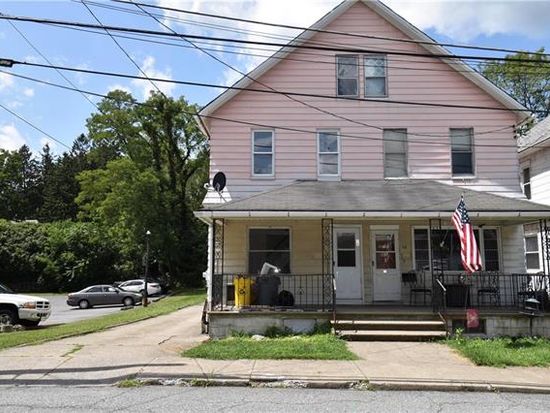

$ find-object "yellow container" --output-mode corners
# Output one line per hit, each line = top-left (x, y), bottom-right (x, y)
(234, 276), (253, 307)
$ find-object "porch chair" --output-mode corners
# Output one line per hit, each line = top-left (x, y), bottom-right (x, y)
(476, 271), (500, 307)
(402, 270), (432, 306)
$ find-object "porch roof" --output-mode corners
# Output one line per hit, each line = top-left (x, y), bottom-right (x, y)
(197, 180), (550, 219)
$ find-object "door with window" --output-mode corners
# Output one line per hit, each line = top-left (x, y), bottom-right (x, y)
(372, 230), (401, 301)
(333, 227), (363, 303)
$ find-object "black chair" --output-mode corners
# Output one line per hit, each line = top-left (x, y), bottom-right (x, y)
(476, 271), (500, 306)
(402, 271), (432, 305)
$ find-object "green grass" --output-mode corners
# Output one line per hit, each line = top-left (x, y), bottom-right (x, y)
(0, 290), (205, 351)
(448, 336), (550, 367)
(183, 334), (358, 360)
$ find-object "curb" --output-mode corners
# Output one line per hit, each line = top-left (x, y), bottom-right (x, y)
(126, 375), (550, 394)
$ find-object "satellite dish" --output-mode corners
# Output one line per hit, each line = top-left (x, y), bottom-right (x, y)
(212, 172), (226, 193)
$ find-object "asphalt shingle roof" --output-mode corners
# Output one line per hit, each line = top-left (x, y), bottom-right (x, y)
(204, 180), (550, 213)
(518, 116), (550, 151)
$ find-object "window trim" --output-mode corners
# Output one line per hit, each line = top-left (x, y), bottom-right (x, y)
(336, 55), (359, 97)
(411, 225), (502, 272)
(522, 167), (532, 199)
(317, 129), (341, 178)
(450, 127), (476, 178)
(364, 54), (388, 98)
(524, 232), (541, 272)
(383, 128), (408, 179)
(247, 227), (292, 274)
(251, 129), (275, 178)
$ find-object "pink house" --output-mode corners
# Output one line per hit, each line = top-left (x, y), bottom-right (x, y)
(195, 0), (550, 339)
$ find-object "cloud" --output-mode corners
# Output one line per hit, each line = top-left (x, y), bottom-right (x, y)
(23, 88), (34, 98)
(107, 84), (133, 94)
(0, 124), (26, 150)
(386, 0), (550, 42)
(0, 72), (14, 92)
(130, 56), (176, 99)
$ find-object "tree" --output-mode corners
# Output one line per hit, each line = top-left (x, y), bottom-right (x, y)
(481, 48), (550, 121)
(77, 91), (209, 286)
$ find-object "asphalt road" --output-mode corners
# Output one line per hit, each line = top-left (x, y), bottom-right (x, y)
(1, 387), (549, 412)
(40, 295), (132, 326)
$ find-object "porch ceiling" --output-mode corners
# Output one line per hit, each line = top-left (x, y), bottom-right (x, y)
(197, 180), (550, 220)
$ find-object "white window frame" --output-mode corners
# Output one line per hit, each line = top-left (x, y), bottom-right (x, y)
(522, 167), (532, 199)
(450, 128), (475, 177)
(411, 226), (502, 273)
(248, 227), (292, 274)
(336, 55), (359, 97)
(317, 129), (341, 178)
(364, 54), (387, 97)
(383, 128), (408, 178)
(251, 129), (274, 177)
(524, 232), (541, 272)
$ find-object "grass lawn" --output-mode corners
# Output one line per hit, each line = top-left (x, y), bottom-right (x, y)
(183, 334), (358, 360)
(448, 336), (550, 367)
(0, 290), (205, 351)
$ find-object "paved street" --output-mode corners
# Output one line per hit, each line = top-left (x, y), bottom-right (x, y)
(41, 295), (124, 326)
(1, 386), (550, 412)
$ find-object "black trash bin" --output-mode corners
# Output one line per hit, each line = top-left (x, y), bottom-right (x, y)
(256, 275), (281, 306)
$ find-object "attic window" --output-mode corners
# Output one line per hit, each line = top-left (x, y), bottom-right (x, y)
(336, 55), (358, 96)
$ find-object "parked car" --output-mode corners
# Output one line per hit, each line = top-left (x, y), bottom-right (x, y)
(66, 285), (142, 309)
(118, 279), (162, 296)
(0, 282), (51, 326)
(114, 277), (169, 295)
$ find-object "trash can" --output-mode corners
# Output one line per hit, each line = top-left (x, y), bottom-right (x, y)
(233, 276), (253, 307)
(256, 275), (281, 306)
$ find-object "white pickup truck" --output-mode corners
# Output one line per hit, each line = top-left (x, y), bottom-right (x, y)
(0, 282), (51, 327)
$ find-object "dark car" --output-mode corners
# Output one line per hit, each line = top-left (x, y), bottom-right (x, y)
(67, 285), (142, 309)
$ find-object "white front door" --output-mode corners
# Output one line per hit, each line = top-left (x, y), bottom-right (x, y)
(334, 226), (363, 303)
(372, 230), (401, 301)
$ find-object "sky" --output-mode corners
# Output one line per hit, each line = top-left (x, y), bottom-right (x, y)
(1, 0), (550, 154)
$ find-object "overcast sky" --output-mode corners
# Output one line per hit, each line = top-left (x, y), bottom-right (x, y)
(1, 0), (550, 153)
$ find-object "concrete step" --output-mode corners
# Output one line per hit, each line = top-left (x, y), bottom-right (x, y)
(338, 330), (447, 342)
(332, 319), (445, 331)
(334, 313), (439, 321)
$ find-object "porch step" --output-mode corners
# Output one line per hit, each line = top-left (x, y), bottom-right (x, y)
(338, 330), (447, 342)
(333, 320), (445, 331)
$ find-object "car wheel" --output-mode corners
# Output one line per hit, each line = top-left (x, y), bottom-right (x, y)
(139, 289), (144, 295)
(0, 309), (16, 325)
(123, 297), (134, 307)
(19, 319), (40, 327)
(78, 299), (91, 309)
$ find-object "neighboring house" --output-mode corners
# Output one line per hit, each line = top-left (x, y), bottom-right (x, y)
(194, 0), (550, 338)
(518, 116), (550, 275)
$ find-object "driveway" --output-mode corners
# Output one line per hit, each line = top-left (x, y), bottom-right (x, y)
(41, 295), (136, 326)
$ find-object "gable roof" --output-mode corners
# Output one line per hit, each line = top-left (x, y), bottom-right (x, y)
(197, 180), (550, 219)
(199, 0), (528, 125)
(518, 116), (550, 153)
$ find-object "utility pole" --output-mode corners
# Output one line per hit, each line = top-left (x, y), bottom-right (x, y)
(142, 230), (151, 307)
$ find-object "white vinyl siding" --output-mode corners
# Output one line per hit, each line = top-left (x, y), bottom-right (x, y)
(336, 55), (359, 96)
(383, 129), (407, 178)
(252, 130), (274, 176)
(364, 55), (387, 97)
(317, 130), (340, 177)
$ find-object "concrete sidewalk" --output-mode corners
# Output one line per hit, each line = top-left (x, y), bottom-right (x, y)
(2, 305), (550, 392)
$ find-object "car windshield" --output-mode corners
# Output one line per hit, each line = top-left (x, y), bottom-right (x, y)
(0, 282), (14, 294)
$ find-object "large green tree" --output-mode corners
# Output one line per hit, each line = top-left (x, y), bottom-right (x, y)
(77, 91), (209, 286)
(481, 48), (550, 121)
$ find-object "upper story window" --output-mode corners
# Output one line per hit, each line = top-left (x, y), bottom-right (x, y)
(451, 128), (474, 176)
(522, 167), (531, 199)
(364, 55), (387, 97)
(383, 129), (408, 178)
(317, 130), (340, 177)
(252, 130), (274, 176)
(336, 55), (359, 96)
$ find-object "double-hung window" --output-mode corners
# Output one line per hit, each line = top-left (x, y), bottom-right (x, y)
(249, 229), (290, 274)
(525, 233), (540, 270)
(336, 55), (359, 96)
(383, 129), (408, 178)
(364, 55), (387, 97)
(522, 167), (532, 199)
(317, 130), (340, 177)
(451, 128), (474, 176)
(252, 130), (274, 176)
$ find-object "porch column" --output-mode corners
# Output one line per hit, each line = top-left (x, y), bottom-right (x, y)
(211, 218), (224, 310)
(321, 218), (334, 310)
(540, 219), (550, 276)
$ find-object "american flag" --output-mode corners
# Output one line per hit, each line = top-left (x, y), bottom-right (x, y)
(451, 197), (482, 274)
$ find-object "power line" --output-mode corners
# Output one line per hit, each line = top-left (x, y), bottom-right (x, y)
(0, 68), (519, 149)
(6, 58), (539, 117)
(112, 0), (550, 59)
(0, 102), (72, 150)
(2, 14), (550, 65)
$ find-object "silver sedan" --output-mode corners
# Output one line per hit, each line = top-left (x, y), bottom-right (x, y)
(66, 285), (142, 309)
